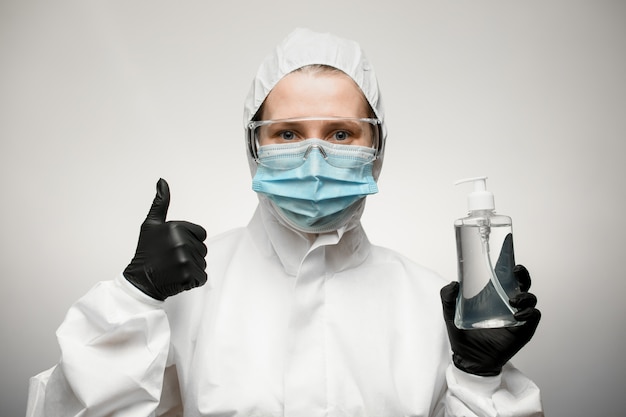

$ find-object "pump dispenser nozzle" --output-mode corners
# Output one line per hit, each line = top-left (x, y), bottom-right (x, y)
(455, 176), (495, 212)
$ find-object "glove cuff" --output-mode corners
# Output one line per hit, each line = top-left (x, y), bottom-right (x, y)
(115, 273), (166, 306)
(123, 263), (166, 301)
(453, 353), (502, 377)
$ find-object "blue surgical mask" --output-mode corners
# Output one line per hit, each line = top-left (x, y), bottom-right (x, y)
(252, 138), (378, 233)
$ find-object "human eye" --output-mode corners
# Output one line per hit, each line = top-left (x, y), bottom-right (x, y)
(326, 120), (363, 143)
(279, 130), (296, 141)
(263, 123), (303, 143)
(332, 130), (350, 141)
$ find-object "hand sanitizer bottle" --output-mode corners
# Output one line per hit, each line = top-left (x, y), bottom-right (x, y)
(454, 176), (524, 329)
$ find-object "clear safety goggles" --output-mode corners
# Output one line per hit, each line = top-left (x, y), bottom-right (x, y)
(246, 117), (382, 162)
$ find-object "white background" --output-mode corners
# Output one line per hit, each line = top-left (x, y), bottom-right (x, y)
(1, 1), (624, 416)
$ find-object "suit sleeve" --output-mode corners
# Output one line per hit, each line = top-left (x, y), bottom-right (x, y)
(26, 274), (177, 417)
(443, 362), (544, 417)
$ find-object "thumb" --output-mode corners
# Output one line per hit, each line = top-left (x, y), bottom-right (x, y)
(145, 178), (170, 224)
(440, 281), (459, 321)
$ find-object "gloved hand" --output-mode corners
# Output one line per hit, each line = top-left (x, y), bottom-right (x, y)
(440, 265), (541, 376)
(123, 178), (208, 301)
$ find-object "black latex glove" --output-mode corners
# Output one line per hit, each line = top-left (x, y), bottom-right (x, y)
(440, 265), (541, 376)
(123, 179), (208, 301)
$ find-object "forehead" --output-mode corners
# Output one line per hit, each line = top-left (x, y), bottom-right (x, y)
(261, 70), (371, 120)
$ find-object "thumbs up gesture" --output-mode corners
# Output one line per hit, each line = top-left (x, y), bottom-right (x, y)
(123, 179), (208, 301)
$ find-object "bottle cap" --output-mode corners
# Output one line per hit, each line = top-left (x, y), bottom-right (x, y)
(455, 176), (495, 211)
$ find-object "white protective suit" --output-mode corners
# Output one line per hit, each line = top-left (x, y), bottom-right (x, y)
(27, 28), (544, 417)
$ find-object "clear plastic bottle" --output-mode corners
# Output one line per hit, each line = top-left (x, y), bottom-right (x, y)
(454, 177), (524, 329)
